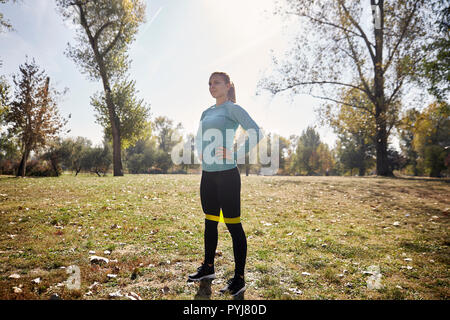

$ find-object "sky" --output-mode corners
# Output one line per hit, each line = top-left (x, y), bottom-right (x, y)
(0, 0), (337, 148)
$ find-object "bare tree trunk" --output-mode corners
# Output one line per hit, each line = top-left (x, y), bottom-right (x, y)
(50, 156), (60, 177)
(103, 86), (123, 176)
(358, 165), (366, 176)
(373, 0), (393, 176)
(375, 114), (392, 176)
(413, 160), (418, 176)
(78, 4), (123, 177)
(17, 147), (30, 177)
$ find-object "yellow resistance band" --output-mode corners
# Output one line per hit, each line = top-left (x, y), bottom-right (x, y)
(205, 209), (240, 224)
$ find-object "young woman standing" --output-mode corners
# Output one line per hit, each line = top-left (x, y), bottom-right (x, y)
(188, 72), (264, 297)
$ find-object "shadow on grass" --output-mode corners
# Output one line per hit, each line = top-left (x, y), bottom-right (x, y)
(392, 175), (450, 183)
(194, 279), (212, 300)
(193, 279), (245, 300)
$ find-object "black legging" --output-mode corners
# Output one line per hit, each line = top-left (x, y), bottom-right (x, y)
(200, 167), (247, 277)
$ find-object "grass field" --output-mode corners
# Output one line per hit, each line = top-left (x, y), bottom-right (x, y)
(0, 173), (448, 300)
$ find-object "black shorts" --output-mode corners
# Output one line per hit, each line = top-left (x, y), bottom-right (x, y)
(200, 166), (241, 224)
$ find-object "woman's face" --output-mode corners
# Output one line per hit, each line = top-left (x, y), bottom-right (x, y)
(209, 75), (230, 99)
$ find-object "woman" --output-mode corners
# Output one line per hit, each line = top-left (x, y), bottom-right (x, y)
(188, 72), (264, 297)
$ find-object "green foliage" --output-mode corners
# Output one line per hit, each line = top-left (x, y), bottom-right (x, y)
(421, 2), (449, 101)
(293, 127), (320, 175)
(0, 131), (20, 161)
(122, 116), (186, 174)
(423, 145), (448, 177)
(398, 108), (421, 175)
(34, 136), (115, 176)
(57, 0), (146, 81)
(153, 116), (183, 153)
(80, 141), (112, 176)
(273, 135), (291, 175)
(25, 159), (59, 177)
(336, 136), (375, 176)
(291, 126), (333, 175)
(399, 101), (450, 177)
(125, 137), (157, 174)
(91, 78), (150, 149)
(0, 75), (9, 119)
(386, 147), (407, 173)
(60, 136), (93, 174)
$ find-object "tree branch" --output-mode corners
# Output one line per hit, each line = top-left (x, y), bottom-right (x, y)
(383, 1), (421, 75)
(310, 94), (353, 106)
(341, 27), (375, 102)
(386, 55), (423, 106)
(67, 0), (94, 7)
(76, 3), (95, 45)
(93, 20), (116, 43)
(274, 80), (367, 94)
(339, 1), (376, 65)
(100, 22), (124, 58)
(311, 94), (376, 116)
(287, 11), (374, 45)
(386, 79), (404, 106)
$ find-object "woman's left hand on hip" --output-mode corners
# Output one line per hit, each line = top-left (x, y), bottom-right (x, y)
(216, 146), (233, 160)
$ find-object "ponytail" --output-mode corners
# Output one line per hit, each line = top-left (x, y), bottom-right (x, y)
(228, 81), (236, 103)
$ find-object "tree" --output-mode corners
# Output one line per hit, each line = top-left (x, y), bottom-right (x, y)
(56, 0), (146, 176)
(125, 130), (158, 174)
(387, 147), (407, 174)
(421, 1), (449, 101)
(58, 136), (92, 175)
(0, 77), (20, 167)
(285, 134), (299, 174)
(5, 59), (67, 177)
(0, 75), (10, 139)
(153, 116), (183, 154)
(323, 87), (382, 176)
(0, 75), (9, 115)
(81, 140), (112, 176)
(293, 126), (322, 175)
(398, 108), (420, 175)
(259, 0), (435, 176)
(316, 142), (335, 175)
(42, 138), (66, 176)
(291, 127), (333, 175)
(276, 135), (291, 175)
(412, 101), (449, 177)
(91, 78), (150, 149)
(0, 76), (20, 173)
(336, 133), (375, 176)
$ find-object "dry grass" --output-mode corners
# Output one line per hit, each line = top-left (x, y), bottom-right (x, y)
(0, 173), (448, 300)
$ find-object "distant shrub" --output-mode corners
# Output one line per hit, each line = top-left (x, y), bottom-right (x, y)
(0, 159), (18, 175)
(26, 159), (59, 177)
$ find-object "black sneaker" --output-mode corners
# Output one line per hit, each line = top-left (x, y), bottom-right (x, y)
(219, 275), (246, 296)
(187, 263), (215, 282)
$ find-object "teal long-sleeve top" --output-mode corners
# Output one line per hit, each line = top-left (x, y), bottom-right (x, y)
(195, 100), (264, 172)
